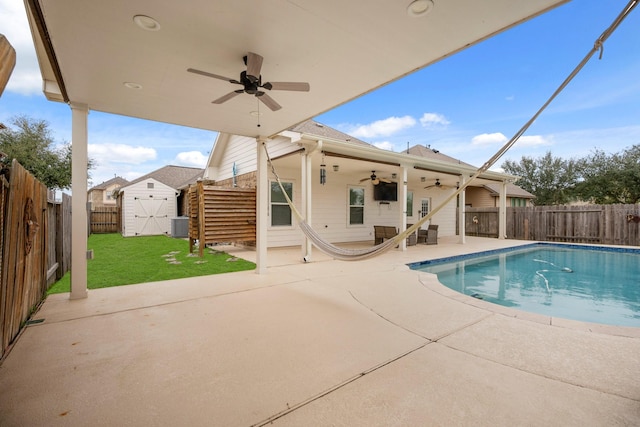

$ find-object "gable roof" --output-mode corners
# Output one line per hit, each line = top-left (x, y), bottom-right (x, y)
(289, 120), (372, 147)
(406, 145), (476, 168)
(483, 182), (536, 199)
(88, 176), (129, 192)
(124, 165), (204, 190)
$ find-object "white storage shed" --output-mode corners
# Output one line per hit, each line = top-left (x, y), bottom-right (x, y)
(119, 165), (203, 237)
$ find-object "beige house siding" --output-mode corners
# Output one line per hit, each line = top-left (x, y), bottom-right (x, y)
(465, 186), (495, 207)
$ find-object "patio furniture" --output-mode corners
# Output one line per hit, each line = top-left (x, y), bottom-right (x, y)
(417, 224), (438, 245)
(374, 225), (398, 245)
(406, 224), (417, 246)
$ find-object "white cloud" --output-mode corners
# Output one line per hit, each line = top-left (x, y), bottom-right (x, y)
(471, 132), (508, 146)
(88, 143), (157, 165)
(372, 141), (395, 151)
(0, 0), (43, 95)
(349, 116), (416, 138)
(419, 112), (450, 127)
(174, 151), (208, 167)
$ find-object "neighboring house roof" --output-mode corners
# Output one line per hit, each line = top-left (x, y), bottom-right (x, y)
(483, 182), (535, 199)
(289, 120), (372, 147)
(406, 144), (476, 168)
(123, 165), (204, 190)
(88, 176), (129, 192)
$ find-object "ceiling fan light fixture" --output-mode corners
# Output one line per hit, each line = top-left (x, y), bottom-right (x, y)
(133, 15), (161, 31)
(407, 0), (434, 17)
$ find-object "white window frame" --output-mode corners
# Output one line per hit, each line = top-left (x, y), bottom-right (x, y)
(347, 185), (365, 227)
(406, 190), (414, 218)
(269, 180), (294, 228)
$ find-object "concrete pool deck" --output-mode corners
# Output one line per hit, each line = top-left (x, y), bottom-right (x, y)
(1, 237), (639, 425)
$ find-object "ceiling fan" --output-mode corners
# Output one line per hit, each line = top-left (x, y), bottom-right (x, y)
(187, 52), (310, 111)
(359, 171), (392, 185)
(424, 178), (448, 189)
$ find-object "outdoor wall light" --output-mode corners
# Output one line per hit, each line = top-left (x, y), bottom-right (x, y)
(320, 164), (326, 185)
(391, 173), (397, 179)
(421, 177), (426, 182)
(333, 165), (339, 172)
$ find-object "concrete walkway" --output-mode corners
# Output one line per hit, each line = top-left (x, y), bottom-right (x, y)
(1, 237), (639, 426)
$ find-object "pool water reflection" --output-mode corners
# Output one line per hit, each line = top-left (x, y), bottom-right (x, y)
(410, 244), (640, 327)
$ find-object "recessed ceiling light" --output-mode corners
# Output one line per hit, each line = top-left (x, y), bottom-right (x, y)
(250, 111), (262, 117)
(133, 15), (161, 31)
(124, 82), (142, 90)
(407, 0), (434, 17)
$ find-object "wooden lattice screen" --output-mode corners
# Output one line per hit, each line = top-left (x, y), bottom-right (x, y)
(188, 181), (256, 256)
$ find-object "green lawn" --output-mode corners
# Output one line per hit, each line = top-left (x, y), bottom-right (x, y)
(48, 234), (256, 294)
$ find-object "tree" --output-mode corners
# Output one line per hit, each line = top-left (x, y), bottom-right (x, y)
(0, 115), (93, 190)
(501, 151), (579, 205)
(575, 146), (640, 204)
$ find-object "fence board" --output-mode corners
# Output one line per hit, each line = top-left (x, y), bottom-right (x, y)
(189, 182), (256, 256)
(466, 204), (640, 247)
(90, 206), (120, 234)
(1, 161), (48, 357)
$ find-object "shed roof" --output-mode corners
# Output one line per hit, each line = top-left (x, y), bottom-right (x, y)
(124, 165), (204, 190)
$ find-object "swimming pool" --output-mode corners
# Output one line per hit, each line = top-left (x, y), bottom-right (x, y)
(409, 243), (640, 327)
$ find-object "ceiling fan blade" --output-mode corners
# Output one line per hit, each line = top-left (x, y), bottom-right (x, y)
(245, 52), (263, 82)
(264, 82), (310, 92)
(379, 178), (392, 183)
(187, 68), (236, 82)
(212, 91), (242, 104)
(359, 177), (371, 183)
(256, 92), (281, 111)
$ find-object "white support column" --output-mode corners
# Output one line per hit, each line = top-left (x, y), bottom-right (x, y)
(70, 103), (88, 299)
(301, 152), (313, 261)
(499, 180), (508, 239)
(256, 138), (268, 273)
(398, 166), (408, 250)
(459, 175), (466, 244)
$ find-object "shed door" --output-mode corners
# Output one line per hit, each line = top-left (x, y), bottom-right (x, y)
(134, 196), (169, 235)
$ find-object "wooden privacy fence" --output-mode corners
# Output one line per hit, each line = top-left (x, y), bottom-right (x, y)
(464, 204), (640, 246)
(188, 181), (256, 257)
(464, 207), (499, 238)
(0, 160), (71, 359)
(89, 206), (121, 233)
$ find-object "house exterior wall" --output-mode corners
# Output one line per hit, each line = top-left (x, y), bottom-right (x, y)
(88, 183), (123, 209)
(266, 167), (458, 248)
(208, 134), (460, 248)
(121, 178), (177, 237)
(465, 186), (495, 208)
(214, 135), (297, 183)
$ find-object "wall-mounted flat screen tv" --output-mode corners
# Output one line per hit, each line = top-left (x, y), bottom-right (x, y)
(373, 181), (397, 201)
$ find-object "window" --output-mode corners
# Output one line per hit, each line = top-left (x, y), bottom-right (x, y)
(147, 182), (154, 189)
(348, 186), (365, 225)
(511, 197), (527, 207)
(406, 191), (413, 217)
(271, 181), (293, 226)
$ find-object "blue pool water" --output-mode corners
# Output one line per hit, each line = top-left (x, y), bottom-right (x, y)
(409, 243), (640, 327)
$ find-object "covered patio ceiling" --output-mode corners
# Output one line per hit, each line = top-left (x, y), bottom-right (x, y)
(25, 0), (569, 139)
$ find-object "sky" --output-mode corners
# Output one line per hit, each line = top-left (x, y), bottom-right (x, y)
(0, 0), (639, 188)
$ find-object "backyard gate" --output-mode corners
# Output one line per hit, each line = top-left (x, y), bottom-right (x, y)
(1, 161), (48, 359)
